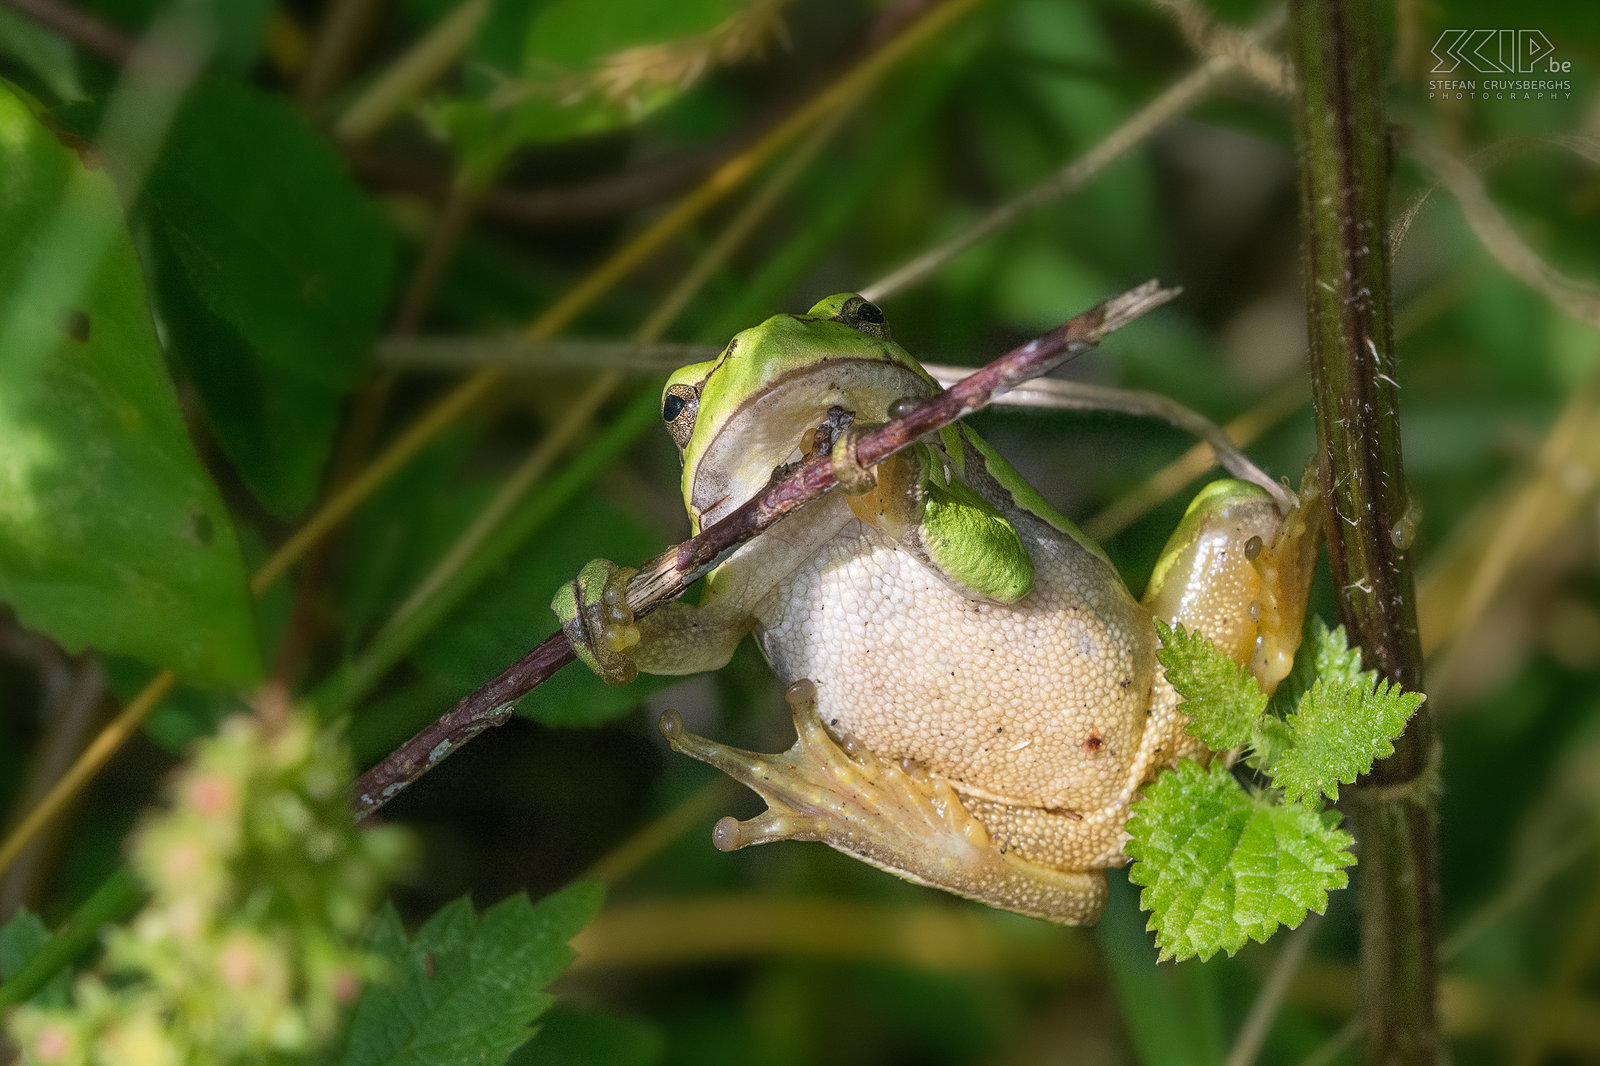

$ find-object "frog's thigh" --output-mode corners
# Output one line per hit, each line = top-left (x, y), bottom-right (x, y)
(660, 681), (1108, 925)
(629, 601), (750, 676)
(1120, 675), (1210, 802)
(960, 794), (1133, 872)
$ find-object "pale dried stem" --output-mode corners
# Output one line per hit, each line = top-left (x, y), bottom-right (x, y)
(923, 367), (1290, 509)
(0, 657), (104, 917)
(334, 0), (488, 143)
(1407, 138), (1600, 330)
(1223, 915), (1322, 1066)
(861, 7), (1287, 302)
(296, 0), (387, 106)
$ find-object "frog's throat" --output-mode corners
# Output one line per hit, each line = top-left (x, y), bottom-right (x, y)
(658, 681), (1108, 926)
(685, 358), (934, 533)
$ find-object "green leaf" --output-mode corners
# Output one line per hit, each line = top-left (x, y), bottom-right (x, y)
(106, 78), (394, 515)
(139, 78), (393, 389)
(0, 909), (68, 1008)
(1155, 620), (1268, 749)
(148, 240), (347, 517)
(1125, 761), (1353, 962)
(0, 83), (258, 685)
(1306, 619), (1370, 691)
(440, 0), (739, 172)
(0, 9), (82, 103)
(0, 908), (48, 977)
(1269, 675), (1427, 805)
(75, 0), (273, 74)
(339, 883), (604, 1066)
(412, 495), (676, 728)
(507, 1006), (663, 1066)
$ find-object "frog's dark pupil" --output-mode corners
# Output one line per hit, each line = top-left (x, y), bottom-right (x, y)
(853, 301), (884, 324)
(663, 394), (686, 421)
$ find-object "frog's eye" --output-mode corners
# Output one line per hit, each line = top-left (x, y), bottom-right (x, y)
(662, 383), (700, 450)
(838, 296), (891, 341)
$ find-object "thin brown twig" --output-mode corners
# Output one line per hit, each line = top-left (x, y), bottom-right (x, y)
(1407, 137), (1600, 330)
(1224, 914), (1321, 1066)
(350, 280), (1179, 818)
(0, 656), (104, 917)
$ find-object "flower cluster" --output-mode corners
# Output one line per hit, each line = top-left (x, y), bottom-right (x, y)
(7, 713), (407, 1066)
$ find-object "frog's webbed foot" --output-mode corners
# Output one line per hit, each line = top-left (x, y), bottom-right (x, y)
(552, 559), (641, 686)
(659, 680), (1108, 926)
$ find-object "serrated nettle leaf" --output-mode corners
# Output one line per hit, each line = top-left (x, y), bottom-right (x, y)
(1125, 761), (1352, 962)
(338, 882), (604, 1066)
(1269, 675), (1427, 805)
(0, 83), (259, 685)
(1308, 619), (1369, 690)
(1241, 716), (1294, 776)
(1154, 620), (1268, 750)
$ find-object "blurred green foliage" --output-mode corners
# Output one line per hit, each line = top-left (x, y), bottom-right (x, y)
(0, 0), (1598, 1063)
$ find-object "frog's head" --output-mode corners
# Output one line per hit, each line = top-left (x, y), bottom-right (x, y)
(661, 295), (938, 532)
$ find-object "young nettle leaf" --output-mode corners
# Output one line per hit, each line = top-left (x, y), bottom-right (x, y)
(1124, 761), (1353, 962)
(1129, 621), (1425, 961)
(339, 883), (604, 1066)
(1269, 675), (1426, 805)
(1154, 619), (1268, 749)
(1306, 618), (1372, 691)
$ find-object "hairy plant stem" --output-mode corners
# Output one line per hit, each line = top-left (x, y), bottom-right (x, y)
(1289, 0), (1437, 1062)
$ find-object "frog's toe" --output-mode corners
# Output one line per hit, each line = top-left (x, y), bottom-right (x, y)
(553, 559), (641, 685)
(658, 680), (1108, 926)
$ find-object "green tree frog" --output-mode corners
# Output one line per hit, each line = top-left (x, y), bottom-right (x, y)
(553, 294), (1318, 925)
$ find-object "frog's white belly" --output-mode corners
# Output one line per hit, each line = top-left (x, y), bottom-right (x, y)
(753, 506), (1155, 813)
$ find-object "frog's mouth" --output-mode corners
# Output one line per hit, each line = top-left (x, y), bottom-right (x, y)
(687, 358), (934, 532)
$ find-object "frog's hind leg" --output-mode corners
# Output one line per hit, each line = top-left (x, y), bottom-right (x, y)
(659, 679), (1107, 926)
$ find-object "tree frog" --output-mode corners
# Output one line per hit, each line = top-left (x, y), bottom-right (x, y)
(553, 294), (1318, 925)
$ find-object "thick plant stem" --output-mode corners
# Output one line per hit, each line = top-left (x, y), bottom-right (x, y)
(1288, 0), (1438, 1063)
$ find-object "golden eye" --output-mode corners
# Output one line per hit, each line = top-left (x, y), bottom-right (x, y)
(662, 383), (700, 450)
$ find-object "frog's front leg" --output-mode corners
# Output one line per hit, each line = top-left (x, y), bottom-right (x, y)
(660, 679), (1109, 925)
(552, 559), (752, 685)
